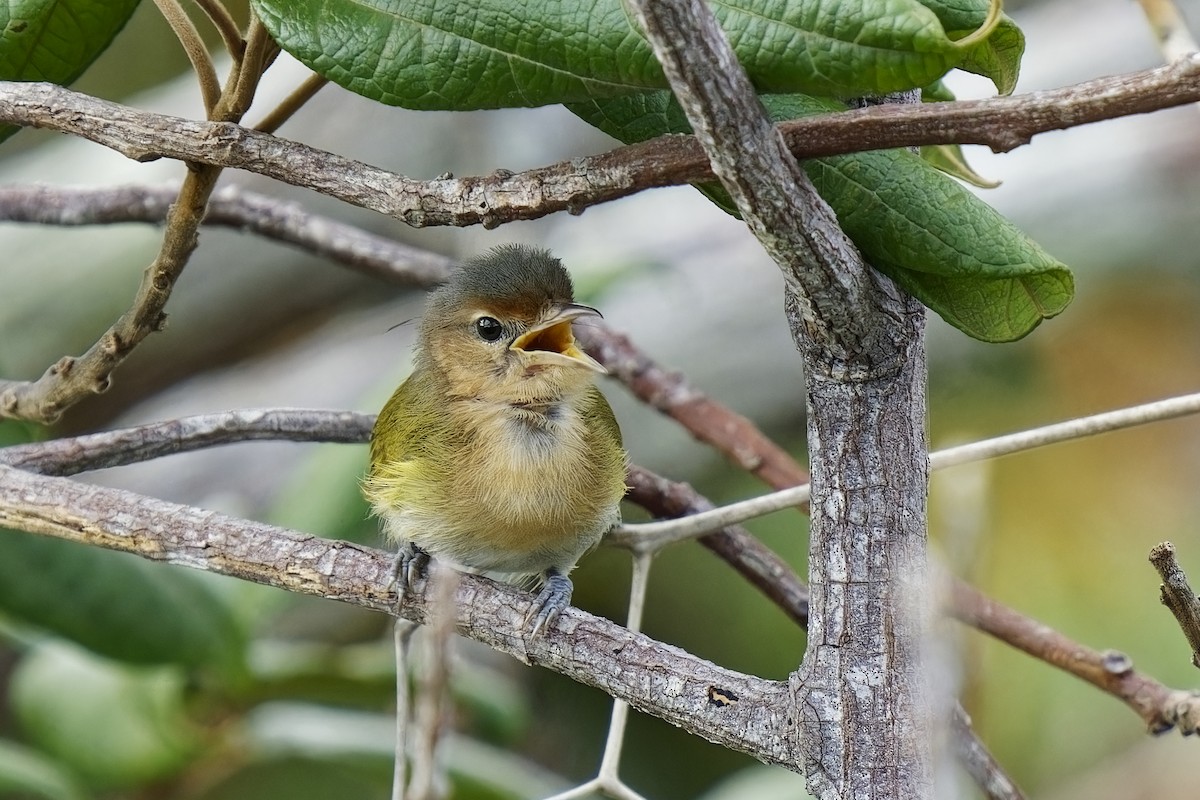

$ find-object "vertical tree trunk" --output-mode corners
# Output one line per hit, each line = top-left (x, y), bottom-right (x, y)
(789, 285), (932, 799)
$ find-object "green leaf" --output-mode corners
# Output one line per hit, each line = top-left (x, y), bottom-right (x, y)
(0, 739), (87, 800)
(251, 0), (1020, 111)
(10, 642), (198, 789)
(920, 143), (1000, 188)
(0, 529), (246, 674)
(922, 0), (1024, 94)
(0, 0), (142, 142)
(569, 91), (1073, 342)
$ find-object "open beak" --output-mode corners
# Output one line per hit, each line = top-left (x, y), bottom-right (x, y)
(511, 303), (606, 374)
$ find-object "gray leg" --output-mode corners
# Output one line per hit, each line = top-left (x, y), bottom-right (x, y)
(526, 568), (573, 636)
(393, 541), (430, 608)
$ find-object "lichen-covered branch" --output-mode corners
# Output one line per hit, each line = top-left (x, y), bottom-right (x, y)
(3, 56), (1200, 229)
(0, 464), (792, 765)
(0, 408), (810, 630)
(623, 1), (932, 798)
(1148, 542), (1200, 670)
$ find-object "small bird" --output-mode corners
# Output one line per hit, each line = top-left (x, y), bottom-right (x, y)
(363, 245), (627, 633)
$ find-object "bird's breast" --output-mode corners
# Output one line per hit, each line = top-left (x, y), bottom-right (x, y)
(385, 399), (622, 574)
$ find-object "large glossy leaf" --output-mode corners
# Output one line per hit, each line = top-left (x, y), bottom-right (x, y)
(570, 91), (1072, 342)
(0, 0), (142, 142)
(0, 530), (246, 674)
(252, 0), (1018, 110)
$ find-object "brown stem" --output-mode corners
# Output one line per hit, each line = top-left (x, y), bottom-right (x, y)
(948, 578), (1200, 735)
(152, 0), (222, 113)
(253, 73), (330, 134)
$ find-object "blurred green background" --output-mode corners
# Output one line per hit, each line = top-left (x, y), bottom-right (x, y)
(2, 0), (1200, 798)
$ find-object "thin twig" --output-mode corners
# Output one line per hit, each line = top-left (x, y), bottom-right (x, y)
(0, 408), (373, 475)
(254, 73), (330, 134)
(152, 0), (222, 114)
(614, 390), (1200, 545)
(543, 554), (653, 800)
(4, 57), (1200, 227)
(948, 578), (1200, 735)
(0, 464), (795, 766)
(1148, 542), (1200, 669)
(192, 0), (246, 61)
(393, 620), (417, 800)
(224, 14), (274, 118)
(622, 465), (809, 626)
(0, 19), (278, 425)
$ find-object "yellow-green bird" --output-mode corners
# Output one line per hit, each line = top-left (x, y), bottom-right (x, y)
(364, 245), (627, 633)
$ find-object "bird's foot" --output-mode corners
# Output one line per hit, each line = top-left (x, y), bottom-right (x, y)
(524, 570), (573, 636)
(391, 542), (430, 610)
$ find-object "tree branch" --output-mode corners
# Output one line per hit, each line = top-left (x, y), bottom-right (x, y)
(624, 3), (931, 799)
(3, 57), (1200, 228)
(0, 407), (811, 631)
(952, 706), (1027, 800)
(947, 578), (1200, 736)
(1148, 542), (1200, 670)
(0, 464), (794, 766)
(0, 408), (373, 475)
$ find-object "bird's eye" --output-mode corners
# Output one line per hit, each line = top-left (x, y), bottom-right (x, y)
(475, 316), (503, 342)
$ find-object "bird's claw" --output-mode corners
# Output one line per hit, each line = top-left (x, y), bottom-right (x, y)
(524, 571), (573, 636)
(392, 542), (430, 610)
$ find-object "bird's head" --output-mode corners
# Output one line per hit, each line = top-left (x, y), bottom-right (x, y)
(417, 245), (606, 406)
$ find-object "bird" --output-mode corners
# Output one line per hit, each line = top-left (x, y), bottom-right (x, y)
(363, 244), (627, 634)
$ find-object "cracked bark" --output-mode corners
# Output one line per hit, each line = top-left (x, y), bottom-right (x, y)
(624, 0), (933, 795)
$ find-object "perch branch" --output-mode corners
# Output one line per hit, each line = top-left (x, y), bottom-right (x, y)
(1148, 542), (1200, 669)
(0, 408), (811, 629)
(3, 57), (1200, 227)
(0, 464), (794, 766)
